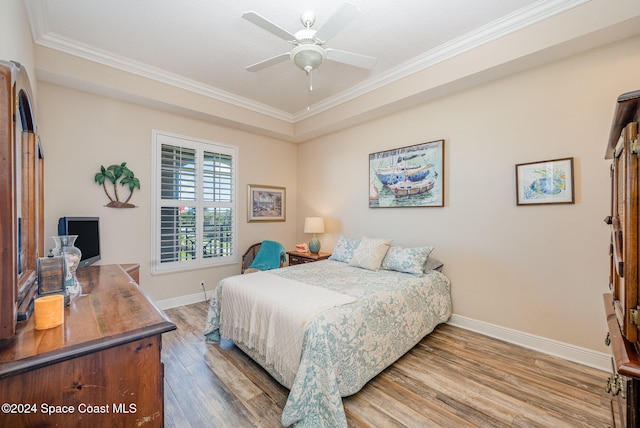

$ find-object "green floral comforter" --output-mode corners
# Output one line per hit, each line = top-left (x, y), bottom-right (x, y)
(204, 260), (452, 427)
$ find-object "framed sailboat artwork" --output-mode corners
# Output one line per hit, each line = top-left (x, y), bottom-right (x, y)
(369, 140), (444, 208)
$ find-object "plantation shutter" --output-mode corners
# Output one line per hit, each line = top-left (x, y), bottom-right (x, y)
(202, 151), (234, 259)
(152, 131), (237, 273)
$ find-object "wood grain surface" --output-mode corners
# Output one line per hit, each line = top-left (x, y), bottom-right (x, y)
(164, 301), (610, 427)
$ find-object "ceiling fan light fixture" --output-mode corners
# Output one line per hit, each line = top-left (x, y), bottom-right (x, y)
(243, 3), (376, 91)
(299, 10), (316, 28)
(291, 44), (326, 73)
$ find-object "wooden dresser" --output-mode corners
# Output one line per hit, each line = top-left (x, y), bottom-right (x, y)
(0, 264), (176, 427)
(604, 90), (640, 427)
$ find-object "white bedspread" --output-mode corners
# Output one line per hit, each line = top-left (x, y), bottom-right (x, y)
(218, 271), (356, 387)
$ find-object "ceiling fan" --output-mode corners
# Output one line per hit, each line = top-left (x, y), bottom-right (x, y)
(242, 2), (377, 91)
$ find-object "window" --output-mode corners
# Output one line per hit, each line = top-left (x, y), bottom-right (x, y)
(152, 131), (237, 273)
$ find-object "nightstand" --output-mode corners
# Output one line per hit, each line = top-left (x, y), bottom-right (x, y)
(287, 251), (331, 265)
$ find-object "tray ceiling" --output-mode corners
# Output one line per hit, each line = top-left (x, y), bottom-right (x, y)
(23, 0), (640, 140)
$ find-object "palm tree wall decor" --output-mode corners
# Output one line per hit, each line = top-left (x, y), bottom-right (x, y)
(94, 162), (140, 208)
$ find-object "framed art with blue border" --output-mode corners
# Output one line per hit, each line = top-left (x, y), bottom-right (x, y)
(516, 157), (574, 205)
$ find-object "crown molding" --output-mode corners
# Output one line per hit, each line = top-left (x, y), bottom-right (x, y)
(23, 0), (47, 41)
(24, 0), (293, 122)
(36, 32), (295, 122)
(25, 0), (589, 125)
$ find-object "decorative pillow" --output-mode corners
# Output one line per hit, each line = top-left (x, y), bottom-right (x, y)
(381, 246), (434, 276)
(329, 236), (360, 263)
(349, 237), (392, 271)
(425, 258), (444, 272)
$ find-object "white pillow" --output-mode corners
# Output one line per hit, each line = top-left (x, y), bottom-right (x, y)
(349, 237), (392, 271)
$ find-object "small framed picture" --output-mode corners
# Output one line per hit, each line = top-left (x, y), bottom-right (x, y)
(516, 157), (574, 205)
(37, 256), (66, 295)
(247, 184), (286, 222)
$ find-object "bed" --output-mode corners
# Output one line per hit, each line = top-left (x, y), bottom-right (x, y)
(204, 240), (452, 427)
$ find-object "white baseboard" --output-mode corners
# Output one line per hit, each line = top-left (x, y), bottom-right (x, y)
(153, 294), (611, 372)
(447, 314), (610, 372)
(155, 291), (208, 310)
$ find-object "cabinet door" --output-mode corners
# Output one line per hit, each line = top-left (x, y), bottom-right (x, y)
(0, 336), (164, 428)
(0, 62), (40, 339)
(611, 122), (639, 343)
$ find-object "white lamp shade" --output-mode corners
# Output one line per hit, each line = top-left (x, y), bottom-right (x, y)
(304, 217), (325, 234)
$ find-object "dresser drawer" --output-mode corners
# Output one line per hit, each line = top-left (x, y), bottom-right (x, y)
(289, 255), (312, 265)
(286, 251), (331, 266)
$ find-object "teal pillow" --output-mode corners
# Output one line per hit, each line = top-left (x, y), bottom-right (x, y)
(381, 246), (434, 276)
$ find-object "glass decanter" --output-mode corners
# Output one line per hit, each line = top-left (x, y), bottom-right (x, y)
(51, 235), (82, 295)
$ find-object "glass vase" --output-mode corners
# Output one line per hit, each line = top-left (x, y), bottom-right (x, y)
(51, 235), (82, 295)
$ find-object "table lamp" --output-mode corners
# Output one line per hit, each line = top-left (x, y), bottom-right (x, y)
(304, 217), (325, 254)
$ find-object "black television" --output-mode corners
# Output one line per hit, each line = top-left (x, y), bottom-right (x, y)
(57, 217), (101, 268)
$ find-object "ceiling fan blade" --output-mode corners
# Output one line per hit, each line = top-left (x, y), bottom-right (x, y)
(326, 49), (377, 70)
(246, 52), (290, 72)
(242, 11), (296, 42)
(314, 2), (360, 43)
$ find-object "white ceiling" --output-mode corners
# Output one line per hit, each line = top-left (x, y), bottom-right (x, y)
(23, 0), (640, 140)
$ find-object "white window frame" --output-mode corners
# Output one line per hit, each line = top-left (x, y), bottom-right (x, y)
(151, 130), (237, 274)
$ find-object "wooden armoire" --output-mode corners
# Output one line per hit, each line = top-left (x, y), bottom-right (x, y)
(0, 61), (43, 343)
(604, 89), (640, 427)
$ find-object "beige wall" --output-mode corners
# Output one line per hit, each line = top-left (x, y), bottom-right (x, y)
(297, 35), (640, 353)
(37, 82), (298, 301)
(0, 0), (36, 95)
(4, 0), (640, 356)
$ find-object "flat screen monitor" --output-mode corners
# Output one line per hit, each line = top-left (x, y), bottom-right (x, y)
(57, 216), (101, 268)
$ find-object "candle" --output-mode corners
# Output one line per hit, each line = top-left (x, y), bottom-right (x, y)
(34, 294), (64, 330)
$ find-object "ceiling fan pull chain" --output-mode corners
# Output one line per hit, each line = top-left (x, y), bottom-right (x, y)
(306, 67), (313, 91)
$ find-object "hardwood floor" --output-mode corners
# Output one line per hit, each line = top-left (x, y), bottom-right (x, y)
(163, 302), (612, 427)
